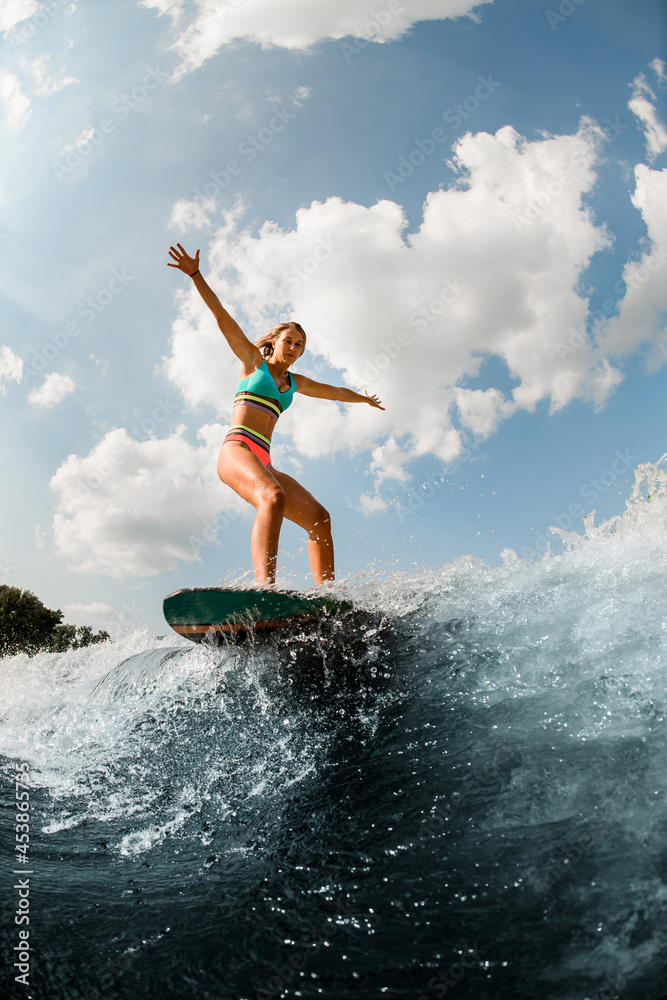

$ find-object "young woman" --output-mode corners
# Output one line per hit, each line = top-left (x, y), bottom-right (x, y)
(168, 243), (384, 586)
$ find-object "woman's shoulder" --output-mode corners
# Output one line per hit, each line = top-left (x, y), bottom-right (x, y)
(238, 352), (265, 381)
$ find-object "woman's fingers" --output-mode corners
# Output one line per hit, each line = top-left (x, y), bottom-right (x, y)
(168, 244), (197, 271)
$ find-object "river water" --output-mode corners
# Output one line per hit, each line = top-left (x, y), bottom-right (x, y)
(2, 457), (666, 1000)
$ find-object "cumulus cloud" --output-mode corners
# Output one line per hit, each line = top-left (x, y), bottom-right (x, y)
(0, 345), (23, 393)
(0, 70), (31, 129)
(28, 371), (75, 407)
(49, 424), (245, 578)
(628, 66), (667, 161)
(0, 0), (40, 33)
(163, 118), (625, 480)
(141, 0), (494, 78)
(596, 163), (667, 371)
(170, 197), (215, 231)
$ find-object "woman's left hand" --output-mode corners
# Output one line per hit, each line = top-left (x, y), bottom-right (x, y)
(168, 243), (200, 276)
(365, 391), (385, 410)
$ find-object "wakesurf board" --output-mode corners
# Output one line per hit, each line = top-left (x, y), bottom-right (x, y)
(163, 586), (353, 642)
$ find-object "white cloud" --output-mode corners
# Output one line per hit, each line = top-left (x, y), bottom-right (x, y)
(169, 197), (215, 231)
(49, 424), (246, 578)
(141, 0), (494, 78)
(0, 0), (39, 33)
(62, 602), (116, 627)
(596, 163), (667, 371)
(0, 70), (31, 130)
(140, 0), (184, 22)
(24, 55), (78, 97)
(0, 345), (23, 393)
(163, 119), (623, 481)
(628, 70), (667, 161)
(292, 85), (312, 106)
(60, 122), (96, 155)
(357, 492), (389, 515)
(28, 371), (75, 407)
(454, 386), (506, 437)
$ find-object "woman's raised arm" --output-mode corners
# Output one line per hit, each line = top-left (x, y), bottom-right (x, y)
(167, 243), (259, 369)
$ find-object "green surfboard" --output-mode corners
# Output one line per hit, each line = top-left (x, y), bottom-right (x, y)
(163, 587), (353, 642)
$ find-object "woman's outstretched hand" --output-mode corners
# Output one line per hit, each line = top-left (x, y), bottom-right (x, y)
(167, 243), (200, 277)
(365, 391), (385, 410)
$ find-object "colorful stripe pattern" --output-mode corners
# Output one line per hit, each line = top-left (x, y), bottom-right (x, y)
(223, 425), (271, 467)
(233, 390), (282, 420)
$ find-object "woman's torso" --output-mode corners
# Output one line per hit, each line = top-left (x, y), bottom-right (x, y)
(231, 358), (296, 444)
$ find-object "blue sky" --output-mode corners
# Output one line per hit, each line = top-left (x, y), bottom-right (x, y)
(1, 0), (666, 633)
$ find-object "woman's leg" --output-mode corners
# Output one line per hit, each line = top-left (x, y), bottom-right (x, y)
(217, 442), (285, 585)
(269, 468), (334, 584)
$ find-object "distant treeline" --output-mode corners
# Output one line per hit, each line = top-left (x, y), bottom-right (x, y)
(0, 585), (110, 658)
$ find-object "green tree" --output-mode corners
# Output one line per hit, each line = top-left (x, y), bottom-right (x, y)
(0, 586), (110, 658)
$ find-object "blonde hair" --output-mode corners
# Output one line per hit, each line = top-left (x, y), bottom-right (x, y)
(255, 322), (306, 359)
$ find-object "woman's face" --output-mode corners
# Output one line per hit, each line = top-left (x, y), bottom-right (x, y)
(273, 327), (305, 364)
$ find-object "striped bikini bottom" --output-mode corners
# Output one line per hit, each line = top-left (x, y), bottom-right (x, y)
(223, 425), (271, 467)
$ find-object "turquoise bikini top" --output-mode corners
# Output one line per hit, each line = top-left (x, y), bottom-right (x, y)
(234, 358), (297, 419)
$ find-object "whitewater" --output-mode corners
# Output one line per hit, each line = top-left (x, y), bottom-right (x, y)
(1, 456), (666, 1000)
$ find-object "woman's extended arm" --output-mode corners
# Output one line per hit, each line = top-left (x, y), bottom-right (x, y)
(167, 243), (259, 368)
(293, 373), (385, 409)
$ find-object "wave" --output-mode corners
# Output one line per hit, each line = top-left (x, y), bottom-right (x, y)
(1, 456), (666, 999)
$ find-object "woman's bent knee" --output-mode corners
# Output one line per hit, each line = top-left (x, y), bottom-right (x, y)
(310, 505), (331, 536)
(259, 487), (286, 515)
